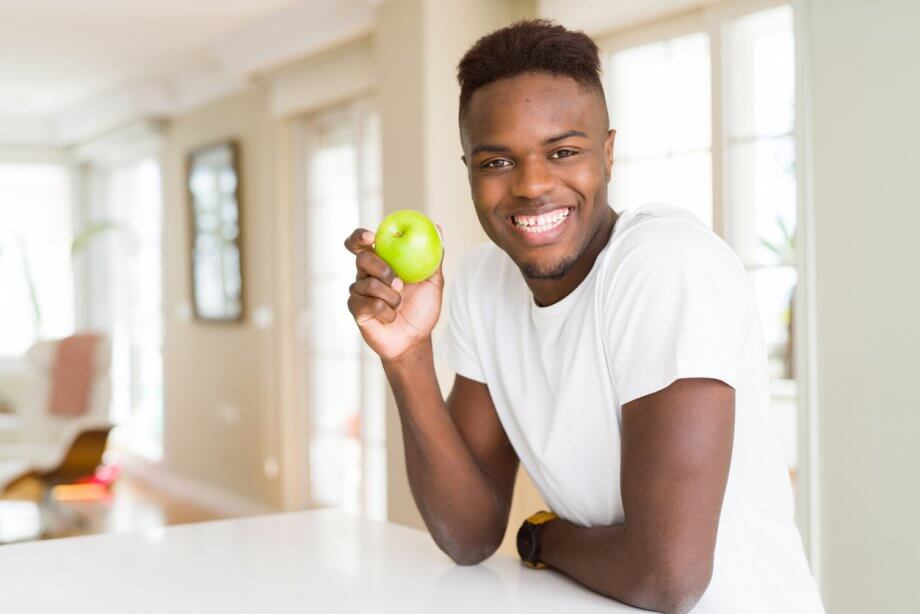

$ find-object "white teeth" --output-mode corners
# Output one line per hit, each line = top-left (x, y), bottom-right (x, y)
(512, 208), (570, 229)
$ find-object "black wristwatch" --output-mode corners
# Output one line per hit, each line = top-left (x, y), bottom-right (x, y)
(516, 510), (558, 569)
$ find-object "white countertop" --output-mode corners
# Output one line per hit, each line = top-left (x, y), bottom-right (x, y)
(0, 509), (646, 613)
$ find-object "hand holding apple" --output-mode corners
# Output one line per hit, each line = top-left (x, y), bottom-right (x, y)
(343, 216), (445, 362)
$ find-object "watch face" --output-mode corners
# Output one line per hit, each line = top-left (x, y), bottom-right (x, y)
(516, 522), (538, 562)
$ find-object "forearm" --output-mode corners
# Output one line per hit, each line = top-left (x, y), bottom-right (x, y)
(540, 520), (710, 614)
(382, 340), (505, 563)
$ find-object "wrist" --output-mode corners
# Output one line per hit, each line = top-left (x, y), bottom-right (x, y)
(381, 338), (433, 374)
(516, 511), (559, 569)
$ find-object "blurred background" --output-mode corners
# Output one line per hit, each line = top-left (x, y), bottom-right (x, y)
(0, 1), (916, 612)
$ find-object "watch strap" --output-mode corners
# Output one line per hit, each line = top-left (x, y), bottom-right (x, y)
(520, 510), (558, 569)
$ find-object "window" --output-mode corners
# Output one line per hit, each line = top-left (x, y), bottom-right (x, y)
(84, 158), (164, 460)
(725, 5), (798, 472)
(601, 3), (800, 483)
(607, 32), (712, 226)
(0, 163), (74, 357)
(301, 100), (385, 520)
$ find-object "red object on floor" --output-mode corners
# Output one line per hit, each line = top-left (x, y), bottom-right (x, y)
(75, 463), (121, 489)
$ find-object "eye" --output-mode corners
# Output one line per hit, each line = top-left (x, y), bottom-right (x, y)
(483, 159), (512, 169)
(549, 148), (579, 160)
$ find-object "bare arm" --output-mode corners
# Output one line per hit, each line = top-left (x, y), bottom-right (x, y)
(344, 227), (518, 564)
(538, 378), (735, 614)
(384, 351), (518, 564)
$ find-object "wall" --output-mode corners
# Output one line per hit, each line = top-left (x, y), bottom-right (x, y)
(270, 37), (376, 119)
(160, 85), (282, 510)
(806, 0), (920, 611)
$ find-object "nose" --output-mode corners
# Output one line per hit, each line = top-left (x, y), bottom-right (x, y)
(512, 156), (555, 200)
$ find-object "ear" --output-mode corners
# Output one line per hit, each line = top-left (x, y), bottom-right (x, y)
(604, 129), (616, 183)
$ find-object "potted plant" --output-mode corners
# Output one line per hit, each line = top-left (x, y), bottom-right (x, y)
(760, 215), (796, 380)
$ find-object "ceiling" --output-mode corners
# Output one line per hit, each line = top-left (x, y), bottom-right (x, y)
(0, 0), (306, 118)
(0, 0), (713, 146)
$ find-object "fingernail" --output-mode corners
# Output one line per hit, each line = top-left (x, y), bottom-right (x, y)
(363, 231), (375, 243)
(392, 278), (404, 292)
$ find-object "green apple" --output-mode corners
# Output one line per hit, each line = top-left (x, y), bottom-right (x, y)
(374, 209), (443, 284)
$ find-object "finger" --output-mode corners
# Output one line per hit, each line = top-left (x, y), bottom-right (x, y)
(349, 277), (402, 310)
(355, 250), (401, 289)
(344, 228), (376, 255)
(348, 294), (397, 325)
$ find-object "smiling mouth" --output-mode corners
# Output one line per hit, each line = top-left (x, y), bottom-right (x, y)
(510, 207), (572, 234)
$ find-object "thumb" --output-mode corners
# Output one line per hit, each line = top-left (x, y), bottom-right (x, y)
(427, 223), (445, 288)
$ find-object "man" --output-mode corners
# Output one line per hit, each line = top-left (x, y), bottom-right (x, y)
(344, 19), (824, 614)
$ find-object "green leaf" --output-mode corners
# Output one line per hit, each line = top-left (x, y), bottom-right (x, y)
(71, 220), (120, 255)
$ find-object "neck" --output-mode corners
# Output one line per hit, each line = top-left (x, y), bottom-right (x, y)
(527, 206), (618, 307)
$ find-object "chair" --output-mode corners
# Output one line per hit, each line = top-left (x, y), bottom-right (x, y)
(0, 335), (112, 495)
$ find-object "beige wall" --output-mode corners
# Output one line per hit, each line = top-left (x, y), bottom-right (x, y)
(161, 85), (282, 510)
(807, 0), (920, 611)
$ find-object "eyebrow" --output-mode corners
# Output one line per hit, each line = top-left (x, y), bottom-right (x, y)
(469, 130), (589, 157)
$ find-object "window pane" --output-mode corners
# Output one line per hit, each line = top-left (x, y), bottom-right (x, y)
(727, 136), (796, 266)
(749, 266), (798, 380)
(307, 197), (360, 277)
(669, 33), (712, 152)
(311, 278), (360, 355)
(311, 355), (361, 434)
(102, 158), (164, 460)
(608, 32), (711, 225)
(310, 123), (358, 204)
(310, 432), (361, 513)
(612, 152), (712, 227)
(727, 5), (795, 138)
(363, 443), (387, 521)
(726, 5), (798, 477)
(307, 103), (385, 518)
(360, 109), (382, 194)
(611, 42), (670, 158)
(362, 356), (386, 444)
(0, 164), (74, 356)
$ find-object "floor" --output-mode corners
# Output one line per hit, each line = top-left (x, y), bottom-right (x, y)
(3, 474), (225, 543)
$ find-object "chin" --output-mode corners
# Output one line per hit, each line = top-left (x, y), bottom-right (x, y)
(518, 252), (578, 280)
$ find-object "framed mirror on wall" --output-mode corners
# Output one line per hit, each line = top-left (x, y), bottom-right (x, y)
(186, 140), (244, 323)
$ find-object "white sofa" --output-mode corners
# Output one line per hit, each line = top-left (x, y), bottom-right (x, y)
(0, 336), (112, 492)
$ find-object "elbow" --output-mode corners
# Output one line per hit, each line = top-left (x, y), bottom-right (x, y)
(647, 554), (713, 614)
(431, 526), (502, 566)
(423, 510), (506, 566)
(442, 539), (500, 566)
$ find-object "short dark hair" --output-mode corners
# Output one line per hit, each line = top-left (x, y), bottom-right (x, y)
(457, 19), (605, 118)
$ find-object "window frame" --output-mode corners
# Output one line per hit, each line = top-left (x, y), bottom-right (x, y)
(0, 158), (76, 363)
(289, 96), (387, 521)
(73, 123), (166, 461)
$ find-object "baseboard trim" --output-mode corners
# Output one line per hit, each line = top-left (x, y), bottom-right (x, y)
(117, 452), (275, 519)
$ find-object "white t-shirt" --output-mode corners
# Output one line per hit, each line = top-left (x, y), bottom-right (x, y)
(443, 203), (825, 613)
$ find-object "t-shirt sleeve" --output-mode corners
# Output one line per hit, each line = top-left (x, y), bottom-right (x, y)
(444, 259), (487, 384)
(604, 220), (749, 406)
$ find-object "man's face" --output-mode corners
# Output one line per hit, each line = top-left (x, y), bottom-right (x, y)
(460, 72), (614, 279)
